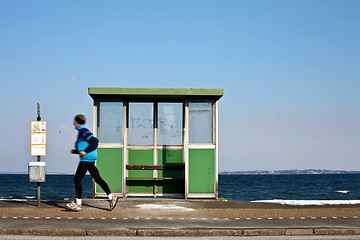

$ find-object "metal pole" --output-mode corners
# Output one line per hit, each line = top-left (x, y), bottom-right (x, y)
(37, 156), (41, 207)
(37, 103), (41, 207)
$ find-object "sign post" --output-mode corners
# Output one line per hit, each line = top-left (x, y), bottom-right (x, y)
(29, 103), (46, 207)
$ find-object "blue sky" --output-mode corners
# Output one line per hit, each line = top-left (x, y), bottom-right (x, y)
(0, 0), (359, 173)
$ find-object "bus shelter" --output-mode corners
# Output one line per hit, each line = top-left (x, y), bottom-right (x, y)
(89, 88), (224, 199)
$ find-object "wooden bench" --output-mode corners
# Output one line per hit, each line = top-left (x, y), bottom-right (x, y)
(126, 164), (185, 196)
(126, 164), (184, 170)
(126, 164), (185, 180)
(126, 177), (183, 180)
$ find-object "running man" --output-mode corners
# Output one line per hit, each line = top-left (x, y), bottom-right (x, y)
(66, 114), (118, 211)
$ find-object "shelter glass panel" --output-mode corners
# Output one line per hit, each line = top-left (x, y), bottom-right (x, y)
(189, 102), (212, 143)
(99, 102), (123, 143)
(129, 102), (154, 145)
(158, 103), (183, 145)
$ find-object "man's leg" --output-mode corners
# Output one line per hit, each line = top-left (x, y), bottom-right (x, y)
(74, 161), (87, 202)
(86, 162), (111, 195)
(87, 162), (118, 210)
(67, 162), (87, 211)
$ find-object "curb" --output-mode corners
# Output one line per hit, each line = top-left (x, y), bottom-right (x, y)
(314, 229), (360, 235)
(1, 228), (360, 237)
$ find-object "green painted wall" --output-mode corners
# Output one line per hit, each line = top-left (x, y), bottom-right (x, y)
(96, 148), (123, 194)
(157, 150), (184, 194)
(188, 149), (215, 193)
(127, 150), (154, 193)
(89, 88), (224, 98)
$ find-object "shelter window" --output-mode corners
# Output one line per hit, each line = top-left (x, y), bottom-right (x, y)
(189, 102), (212, 144)
(129, 102), (154, 145)
(99, 102), (123, 143)
(158, 103), (183, 145)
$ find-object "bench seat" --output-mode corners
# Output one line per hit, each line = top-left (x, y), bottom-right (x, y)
(126, 164), (184, 170)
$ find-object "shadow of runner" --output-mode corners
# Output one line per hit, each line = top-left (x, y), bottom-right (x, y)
(0, 200), (64, 208)
(57, 200), (110, 211)
(82, 203), (110, 211)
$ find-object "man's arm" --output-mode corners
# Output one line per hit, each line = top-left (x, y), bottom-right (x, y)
(71, 149), (79, 154)
(84, 134), (99, 154)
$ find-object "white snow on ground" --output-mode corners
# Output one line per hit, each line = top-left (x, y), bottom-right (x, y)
(252, 199), (360, 206)
(137, 203), (194, 211)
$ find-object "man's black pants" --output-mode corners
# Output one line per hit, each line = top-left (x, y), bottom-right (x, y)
(74, 161), (111, 199)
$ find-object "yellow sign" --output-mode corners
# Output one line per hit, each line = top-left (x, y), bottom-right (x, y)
(31, 121), (47, 133)
(31, 121), (47, 156)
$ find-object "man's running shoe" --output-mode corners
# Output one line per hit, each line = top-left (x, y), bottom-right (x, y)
(66, 201), (81, 211)
(109, 195), (118, 211)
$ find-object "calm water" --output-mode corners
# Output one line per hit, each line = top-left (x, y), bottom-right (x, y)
(1, 174), (360, 201)
(219, 174), (360, 201)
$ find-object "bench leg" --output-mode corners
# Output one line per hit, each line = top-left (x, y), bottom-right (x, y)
(154, 179), (157, 198)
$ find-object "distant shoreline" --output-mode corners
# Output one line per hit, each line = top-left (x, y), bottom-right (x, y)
(0, 172), (75, 175)
(220, 169), (360, 175)
(1, 170), (360, 175)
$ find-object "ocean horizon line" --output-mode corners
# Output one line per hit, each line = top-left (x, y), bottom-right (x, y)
(0, 172), (75, 175)
(220, 169), (360, 175)
(2, 169), (360, 175)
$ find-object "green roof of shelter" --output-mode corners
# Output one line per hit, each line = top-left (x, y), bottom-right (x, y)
(88, 88), (224, 99)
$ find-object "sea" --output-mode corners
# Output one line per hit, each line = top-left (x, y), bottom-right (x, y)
(1, 174), (360, 205)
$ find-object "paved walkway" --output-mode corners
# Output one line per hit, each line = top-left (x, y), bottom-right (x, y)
(1, 198), (360, 236)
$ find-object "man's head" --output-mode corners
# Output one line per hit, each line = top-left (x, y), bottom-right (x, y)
(74, 114), (86, 128)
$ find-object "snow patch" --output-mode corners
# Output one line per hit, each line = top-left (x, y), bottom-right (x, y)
(137, 203), (194, 211)
(252, 199), (360, 206)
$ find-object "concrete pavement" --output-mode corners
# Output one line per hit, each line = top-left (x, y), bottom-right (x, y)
(1, 198), (360, 237)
